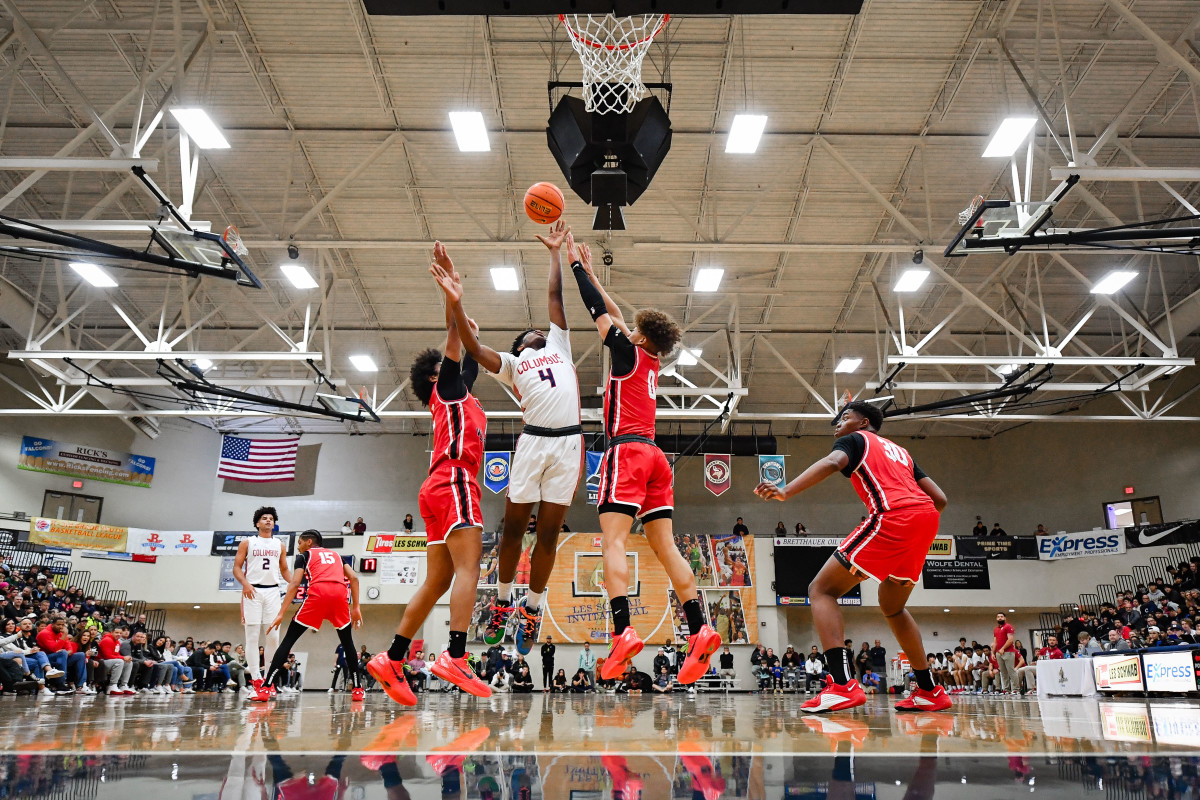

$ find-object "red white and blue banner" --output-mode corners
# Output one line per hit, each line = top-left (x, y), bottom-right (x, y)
(585, 451), (603, 504)
(483, 451), (511, 494)
(129, 528), (213, 556)
(703, 453), (731, 497)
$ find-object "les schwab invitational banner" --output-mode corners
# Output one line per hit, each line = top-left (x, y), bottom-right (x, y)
(19, 435), (155, 488)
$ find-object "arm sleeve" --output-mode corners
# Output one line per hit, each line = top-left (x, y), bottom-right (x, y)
(912, 460), (928, 481)
(831, 433), (867, 477)
(436, 356), (467, 401)
(571, 262), (609, 321)
(604, 326), (638, 378)
(462, 355), (478, 391)
(493, 352), (517, 387)
(293, 551), (309, 573)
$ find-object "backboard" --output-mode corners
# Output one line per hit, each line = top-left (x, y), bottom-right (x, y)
(944, 176), (1078, 257)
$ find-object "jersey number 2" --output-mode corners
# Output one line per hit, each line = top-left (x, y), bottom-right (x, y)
(261, 557), (271, 571)
(537, 368), (556, 387)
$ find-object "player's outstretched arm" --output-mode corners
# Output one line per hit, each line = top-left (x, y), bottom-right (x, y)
(435, 264), (503, 374)
(343, 564), (363, 628)
(754, 451), (848, 502)
(431, 242), (464, 363)
(917, 476), (948, 512)
(279, 547), (292, 584)
(271, 567), (306, 633)
(570, 239), (631, 342)
(536, 219), (569, 331)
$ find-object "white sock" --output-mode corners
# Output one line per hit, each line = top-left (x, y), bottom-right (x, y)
(245, 625), (261, 681)
(497, 582), (513, 605)
(524, 589), (543, 612)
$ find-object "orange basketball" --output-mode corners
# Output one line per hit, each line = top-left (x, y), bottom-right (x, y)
(524, 182), (565, 224)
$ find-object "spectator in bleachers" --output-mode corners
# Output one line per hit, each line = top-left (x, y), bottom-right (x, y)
(353, 517), (367, 536)
(1077, 631), (1103, 656)
(1103, 629), (1130, 651)
(773, 522), (786, 537)
(1034, 524), (1048, 535)
(718, 646), (735, 689)
(36, 617), (86, 693)
(340, 521), (353, 535)
(732, 518), (749, 537)
(794, 522), (807, 535)
(804, 651), (827, 692)
(99, 625), (133, 695)
(990, 522), (1007, 537)
(652, 666), (675, 694)
(971, 516), (987, 537)
(403, 514), (415, 532)
(781, 645), (802, 689)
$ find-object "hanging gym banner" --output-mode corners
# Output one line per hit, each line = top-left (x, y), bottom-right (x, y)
(19, 435), (156, 488)
(921, 559), (991, 590)
(1124, 519), (1200, 549)
(30, 517), (129, 552)
(483, 451), (511, 494)
(585, 451), (603, 504)
(703, 454), (731, 496)
(956, 536), (1038, 560)
(758, 455), (786, 488)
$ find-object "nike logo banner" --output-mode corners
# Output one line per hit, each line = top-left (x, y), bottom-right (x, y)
(1124, 519), (1200, 549)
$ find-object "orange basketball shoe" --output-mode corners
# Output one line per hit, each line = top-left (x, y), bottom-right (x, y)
(601, 627), (644, 681)
(366, 652), (417, 707)
(430, 651), (491, 698)
(677, 624), (721, 684)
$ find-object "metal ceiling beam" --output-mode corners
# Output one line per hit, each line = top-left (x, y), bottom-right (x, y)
(866, 381), (1148, 393)
(6, 351), (324, 362)
(286, 131), (402, 238)
(1100, 0), (1200, 90)
(1050, 167), (1200, 181)
(0, 157), (159, 171)
(885, 355), (1193, 367)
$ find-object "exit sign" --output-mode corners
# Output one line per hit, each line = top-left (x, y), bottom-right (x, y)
(1124, 486), (1135, 495)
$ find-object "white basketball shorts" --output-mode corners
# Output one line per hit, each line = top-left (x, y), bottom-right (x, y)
(508, 433), (584, 506)
(241, 587), (282, 626)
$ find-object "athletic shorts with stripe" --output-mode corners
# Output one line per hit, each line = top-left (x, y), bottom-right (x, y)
(293, 582), (351, 631)
(835, 505), (940, 584)
(508, 433), (585, 506)
(596, 441), (672, 521)
(419, 462), (484, 545)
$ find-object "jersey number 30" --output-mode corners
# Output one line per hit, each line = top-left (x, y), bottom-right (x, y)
(537, 368), (556, 387)
(881, 440), (909, 466)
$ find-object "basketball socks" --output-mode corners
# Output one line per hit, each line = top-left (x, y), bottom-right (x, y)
(825, 647), (852, 684)
(263, 620), (307, 687)
(497, 581), (513, 606)
(388, 634), (411, 663)
(611, 596), (631, 635)
(379, 761), (404, 788)
(448, 630), (468, 659)
(914, 668), (935, 692)
(524, 589), (543, 612)
(336, 627), (360, 689)
(682, 599), (705, 636)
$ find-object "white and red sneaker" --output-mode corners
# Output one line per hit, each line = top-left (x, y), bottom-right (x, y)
(801, 675), (867, 713)
(895, 685), (952, 712)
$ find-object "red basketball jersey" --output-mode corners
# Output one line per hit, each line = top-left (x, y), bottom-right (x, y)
(304, 547), (345, 585)
(429, 386), (486, 474)
(848, 431), (934, 514)
(604, 346), (659, 439)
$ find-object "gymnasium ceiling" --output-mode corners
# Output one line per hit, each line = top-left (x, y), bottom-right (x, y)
(0, 0), (1199, 437)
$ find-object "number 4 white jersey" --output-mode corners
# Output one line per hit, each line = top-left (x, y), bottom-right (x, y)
(244, 535), (283, 586)
(495, 323), (581, 429)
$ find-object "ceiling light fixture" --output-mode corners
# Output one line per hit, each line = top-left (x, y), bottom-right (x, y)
(894, 268), (930, 293)
(490, 267), (519, 291)
(693, 268), (724, 292)
(193, 358), (213, 372)
(169, 108), (231, 149)
(1091, 270), (1137, 295)
(70, 261), (118, 288)
(280, 264), (318, 290)
(449, 111), (490, 152)
(997, 363), (1020, 375)
(726, 114), (767, 154)
(677, 348), (702, 366)
(834, 357), (862, 374)
(349, 355), (377, 372)
(983, 117), (1037, 158)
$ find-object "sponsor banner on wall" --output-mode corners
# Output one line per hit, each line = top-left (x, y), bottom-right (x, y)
(364, 533), (428, 554)
(19, 435), (156, 488)
(1142, 650), (1199, 693)
(378, 554), (420, 585)
(1100, 702), (1152, 743)
(1151, 702), (1200, 746)
(30, 517), (128, 552)
(774, 536), (843, 547)
(217, 556), (239, 591)
(1124, 519), (1200, 549)
(210, 531), (295, 556)
(483, 451), (511, 494)
(128, 528), (213, 555)
(703, 454), (731, 496)
(955, 536), (1038, 560)
(758, 455), (786, 488)
(921, 559), (990, 590)
(926, 537), (955, 560)
(1093, 653), (1145, 692)
(585, 452), (603, 504)
(0, 528), (19, 546)
(777, 595), (863, 607)
(81, 550), (156, 564)
(1038, 529), (1126, 561)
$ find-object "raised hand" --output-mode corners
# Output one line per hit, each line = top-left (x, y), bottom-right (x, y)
(564, 229), (577, 264)
(578, 242), (595, 277)
(432, 240), (454, 272)
(430, 263), (463, 303)
(754, 482), (787, 502)
(535, 219), (569, 251)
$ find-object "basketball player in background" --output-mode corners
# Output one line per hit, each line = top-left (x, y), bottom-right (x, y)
(569, 239), (721, 685)
(448, 219), (584, 655)
(233, 506), (292, 693)
(755, 401), (951, 712)
(252, 530), (363, 702)
(367, 242), (491, 705)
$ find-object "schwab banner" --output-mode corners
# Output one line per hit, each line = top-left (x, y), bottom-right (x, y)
(585, 451), (603, 505)
(1093, 653), (1145, 692)
(926, 537), (955, 560)
(956, 536), (1038, 560)
(30, 517), (128, 552)
(19, 435), (156, 488)
(758, 455), (786, 488)
(921, 559), (990, 590)
(128, 528), (213, 555)
(1038, 529), (1126, 561)
(1124, 519), (1200, 549)
(364, 533), (428, 553)
(703, 454), (731, 497)
(483, 451), (511, 494)
(210, 531), (295, 556)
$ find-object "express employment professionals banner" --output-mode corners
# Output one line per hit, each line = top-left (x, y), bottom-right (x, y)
(30, 517), (128, 552)
(1125, 519), (1200, 549)
(1037, 529), (1126, 561)
(19, 435), (155, 488)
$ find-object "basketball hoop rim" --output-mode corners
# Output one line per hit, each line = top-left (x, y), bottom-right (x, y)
(559, 13), (670, 51)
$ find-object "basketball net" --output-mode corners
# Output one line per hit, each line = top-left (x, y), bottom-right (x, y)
(560, 13), (669, 115)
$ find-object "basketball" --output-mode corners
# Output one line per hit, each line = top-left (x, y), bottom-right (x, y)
(524, 182), (565, 224)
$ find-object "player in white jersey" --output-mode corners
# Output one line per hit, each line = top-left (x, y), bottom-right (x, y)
(232, 506), (292, 692)
(450, 220), (583, 654)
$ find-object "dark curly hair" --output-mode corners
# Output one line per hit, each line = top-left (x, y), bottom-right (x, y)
(634, 309), (682, 357)
(253, 506), (278, 526)
(840, 400), (884, 432)
(409, 348), (442, 406)
(511, 328), (538, 356)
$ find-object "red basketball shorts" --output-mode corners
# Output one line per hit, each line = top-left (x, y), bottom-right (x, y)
(419, 463), (484, 545)
(836, 505), (941, 584)
(596, 441), (673, 521)
(293, 582), (351, 631)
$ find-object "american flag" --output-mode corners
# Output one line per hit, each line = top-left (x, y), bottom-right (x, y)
(216, 436), (300, 482)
